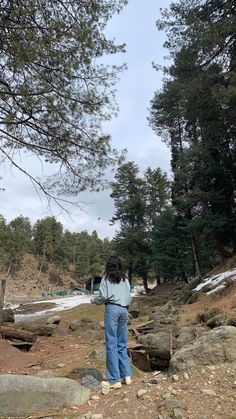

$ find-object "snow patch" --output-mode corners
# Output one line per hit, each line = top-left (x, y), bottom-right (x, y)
(193, 267), (236, 294)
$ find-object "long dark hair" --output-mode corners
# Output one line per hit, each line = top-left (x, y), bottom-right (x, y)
(105, 256), (126, 284)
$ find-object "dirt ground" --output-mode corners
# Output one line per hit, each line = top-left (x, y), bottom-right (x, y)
(1, 284), (236, 419)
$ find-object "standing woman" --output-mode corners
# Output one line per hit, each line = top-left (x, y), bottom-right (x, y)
(91, 256), (131, 389)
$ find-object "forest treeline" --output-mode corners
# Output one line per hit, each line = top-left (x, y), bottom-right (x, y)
(0, 215), (113, 281)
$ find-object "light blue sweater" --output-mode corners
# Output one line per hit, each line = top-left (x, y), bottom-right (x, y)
(91, 276), (131, 307)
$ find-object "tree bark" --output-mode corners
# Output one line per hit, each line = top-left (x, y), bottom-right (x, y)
(128, 263), (133, 285)
(0, 279), (6, 338)
(142, 275), (149, 294)
(191, 236), (202, 279)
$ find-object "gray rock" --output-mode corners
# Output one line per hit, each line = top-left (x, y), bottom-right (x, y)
(81, 375), (100, 389)
(169, 326), (236, 373)
(89, 348), (106, 362)
(57, 363), (66, 368)
(176, 326), (204, 349)
(0, 374), (89, 417)
(68, 367), (103, 382)
(165, 399), (180, 408)
(69, 319), (80, 331)
(201, 389), (216, 396)
(138, 332), (173, 360)
(137, 389), (148, 398)
(101, 387), (109, 395)
(46, 315), (61, 325)
(172, 408), (183, 418)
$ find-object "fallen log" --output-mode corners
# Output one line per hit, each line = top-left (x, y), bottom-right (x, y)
(1, 325), (37, 343)
(22, 323), (56, 336)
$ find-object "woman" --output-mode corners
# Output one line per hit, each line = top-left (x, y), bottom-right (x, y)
(91, 256), (132, 389)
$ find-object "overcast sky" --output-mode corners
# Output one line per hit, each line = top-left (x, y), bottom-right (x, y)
(1, 0), (172, 239)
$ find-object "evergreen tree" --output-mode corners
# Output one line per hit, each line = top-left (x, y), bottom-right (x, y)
(7, 216), (32, 272)
(111, 162), (148, 287)
(0, 0), (128, 200)
(149, 0), (236, 272)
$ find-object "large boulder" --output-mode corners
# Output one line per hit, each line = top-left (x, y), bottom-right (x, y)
(138, 332), (176, 360)
(175, 326), (205, 349)
(0, 375), (90, 417)
(169, 326), (236, 373)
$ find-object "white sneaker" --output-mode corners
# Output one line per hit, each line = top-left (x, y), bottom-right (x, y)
(122, 376), (132, 385)
(101, 380), (122, 389)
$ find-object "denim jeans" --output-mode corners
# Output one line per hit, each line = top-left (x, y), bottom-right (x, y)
(104, 304), (131, 382)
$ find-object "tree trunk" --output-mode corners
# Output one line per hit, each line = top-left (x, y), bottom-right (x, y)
(128, 263), (133, 285)
(191, 236), (202, 279)
(142, 275), (149, 294)
(0, 279), (6, 338)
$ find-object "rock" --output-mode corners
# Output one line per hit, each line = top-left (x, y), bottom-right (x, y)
(91, 415), (103, 419)
(169, 326), (236, 373)
(99, 320), (105, 329)
(91, 395), (100, 400)
(82, 412), (92, 419)
(137, 389), (148, 398)
(81, 375), (100, 389)
(138, 332), (174, 360)
(172, 408), (183, 418)
(47, 315), (61, 325)
(165, 399), (180, 408)
(172, 375), (179, 381)
(183, 372), (189, 380)
(57, 363), (66, 368)
(101, 387), (109, 395)
(207, 314), (228, 329)
(176, 326), (204, 349)
(68, 367), (103, 382)
(69, 320), (80, 331)
(89, 349), (106, 362)
(0, 374), (89, 416)
(201, 389), (216, 396)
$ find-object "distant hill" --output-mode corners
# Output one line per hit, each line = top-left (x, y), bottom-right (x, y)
(2, 254), (81, 301)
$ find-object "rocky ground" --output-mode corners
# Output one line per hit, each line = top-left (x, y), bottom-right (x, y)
(0, 281), (236, 419)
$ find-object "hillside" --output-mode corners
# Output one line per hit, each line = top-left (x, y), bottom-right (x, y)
(2, 254), (80, 301)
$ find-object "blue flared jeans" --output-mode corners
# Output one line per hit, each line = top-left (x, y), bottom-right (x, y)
(104, 304), (131, 382)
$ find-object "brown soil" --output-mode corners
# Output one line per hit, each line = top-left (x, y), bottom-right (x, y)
(1, 284), (236, 419)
